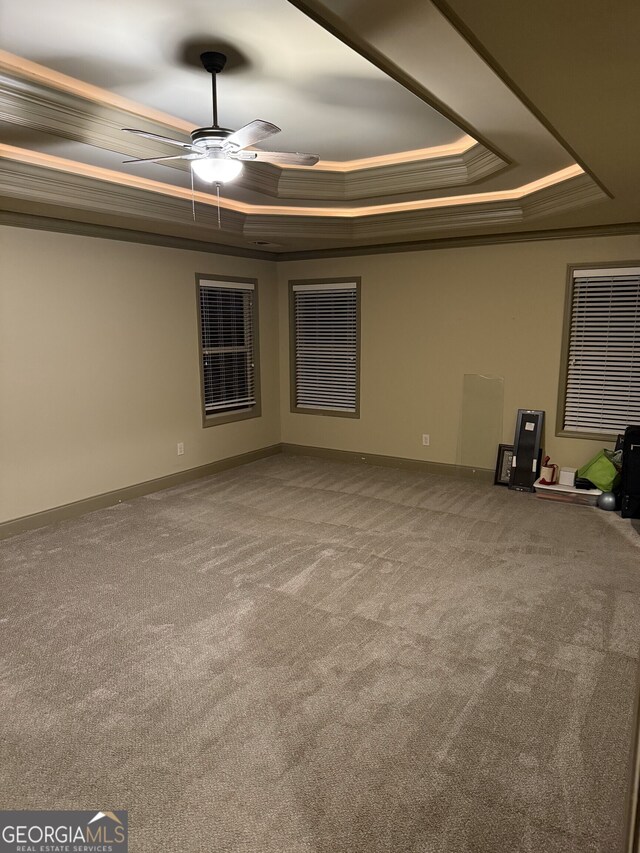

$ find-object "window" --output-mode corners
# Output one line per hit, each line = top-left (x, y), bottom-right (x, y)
(558, 264), (640, 438)
(196, 275), (260, 426)
(290, 278), (360, 417)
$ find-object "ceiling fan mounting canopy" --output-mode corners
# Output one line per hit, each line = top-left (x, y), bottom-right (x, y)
(121, 50), (319, 182)
(200, 51), (228, 75)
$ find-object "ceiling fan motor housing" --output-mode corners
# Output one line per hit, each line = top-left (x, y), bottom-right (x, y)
(191, 127), (233, 147)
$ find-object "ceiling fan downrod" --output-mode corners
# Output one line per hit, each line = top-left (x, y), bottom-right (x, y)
(200, 51), (227, 129)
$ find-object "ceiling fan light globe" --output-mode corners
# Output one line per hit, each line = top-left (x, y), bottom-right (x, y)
(191, 157), (243, 183)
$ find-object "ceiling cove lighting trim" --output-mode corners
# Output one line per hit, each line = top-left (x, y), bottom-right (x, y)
(0, 49), (474, 170)
(0, 49), (195, 133)
(0, 143), (584, 219)
(283, 138), (476, 170)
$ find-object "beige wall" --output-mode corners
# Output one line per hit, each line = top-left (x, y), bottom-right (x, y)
(2, 226), (638, 525)
(0, 226), (280, 523)
(278, 234), (640, 471)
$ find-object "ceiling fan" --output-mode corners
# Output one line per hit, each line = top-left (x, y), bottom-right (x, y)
(121, 51), (319, 184)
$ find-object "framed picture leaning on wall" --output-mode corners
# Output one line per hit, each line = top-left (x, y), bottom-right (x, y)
(494, 443), (514, 486)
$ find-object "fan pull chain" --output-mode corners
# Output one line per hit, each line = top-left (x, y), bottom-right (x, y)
(216, 183), (221, 229)
(190, 168), (196, 221)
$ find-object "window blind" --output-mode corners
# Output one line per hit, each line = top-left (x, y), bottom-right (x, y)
(293, 281), (358, 412)
(564, 267), (640, 434)
(199, 280), (256, 415)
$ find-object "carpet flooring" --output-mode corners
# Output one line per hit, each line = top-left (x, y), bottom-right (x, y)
(1, 453), (640, 852)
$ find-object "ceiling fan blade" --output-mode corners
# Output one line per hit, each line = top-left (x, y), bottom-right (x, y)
(237, 150), (320, 167)
(122, 153), (199, 164)
(121, 128), (194, 150)
(223, 120), (281, 152)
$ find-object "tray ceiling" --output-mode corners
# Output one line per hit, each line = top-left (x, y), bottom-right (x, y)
(1, 0), (464, 161)
(0, 0), (636, 255)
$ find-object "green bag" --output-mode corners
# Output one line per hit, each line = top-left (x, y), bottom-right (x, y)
(577, 449), (621, 492)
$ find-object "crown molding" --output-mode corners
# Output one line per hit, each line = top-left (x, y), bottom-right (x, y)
(2, 209), (637, 261)
(0, 210), (274, 259)
(243, 201), (524, 243)
(0, 65), (505, 201)
(267, 143), (505, 200)
(0, 145), (593, 215)
(523, 175), (607, 219)
(0, 157), (606, 248)
(243, 173), (605, 243)
(0, 70), (193, 160)
(275, 222), (640, 260)
(0, 158), (247, 235)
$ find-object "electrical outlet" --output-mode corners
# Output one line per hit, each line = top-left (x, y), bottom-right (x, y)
(422, 434), (430, 446)
(177, 442), (185, 456)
